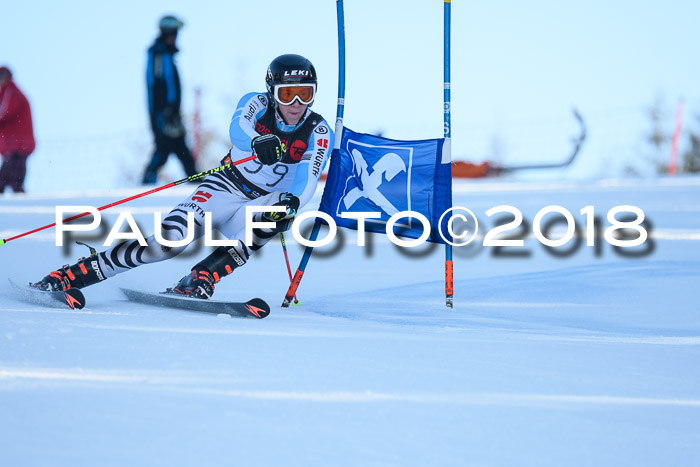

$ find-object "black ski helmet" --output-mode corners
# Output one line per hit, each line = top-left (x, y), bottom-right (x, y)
(265, 54), (317, 105)
(159, 15), (184, 36)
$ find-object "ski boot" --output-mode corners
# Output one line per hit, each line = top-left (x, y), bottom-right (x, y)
(167, 267), (218, 299)
(31, 243), (107, 292)
(166, 246), (248, 299)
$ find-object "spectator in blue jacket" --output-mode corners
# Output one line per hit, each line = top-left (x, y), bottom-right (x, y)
(142, 15), (197, 184)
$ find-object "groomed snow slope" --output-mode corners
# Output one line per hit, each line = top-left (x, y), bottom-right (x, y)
(1, 177), (699, 466)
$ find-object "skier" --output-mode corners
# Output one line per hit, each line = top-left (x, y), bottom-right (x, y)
(32, 54), (333, 299)
(141, 15), (197, 185)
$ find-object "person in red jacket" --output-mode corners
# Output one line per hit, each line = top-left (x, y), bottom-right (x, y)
(0, 66), (35, 193)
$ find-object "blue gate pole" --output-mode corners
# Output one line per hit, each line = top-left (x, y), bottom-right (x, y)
(444, 0), (454, 309)
(334, 0), (346, 149)
(282, 0), (346, 307)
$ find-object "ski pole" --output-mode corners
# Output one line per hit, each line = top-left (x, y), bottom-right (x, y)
(282, 218), (322, 307)
(279, 233), (299, 305)
(0, 155), (256, 248)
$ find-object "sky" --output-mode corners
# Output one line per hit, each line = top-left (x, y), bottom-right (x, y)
(1, 0), (699, 190)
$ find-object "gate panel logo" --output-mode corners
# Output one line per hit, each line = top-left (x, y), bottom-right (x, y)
(338, 139), (414, 226)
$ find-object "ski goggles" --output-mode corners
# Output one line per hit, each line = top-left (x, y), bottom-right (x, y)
(273, 83), (316, 106)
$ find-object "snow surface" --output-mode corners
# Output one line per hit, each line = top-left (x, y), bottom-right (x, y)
(1, 177), (700, 466)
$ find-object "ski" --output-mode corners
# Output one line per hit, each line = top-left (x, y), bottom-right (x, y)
(119, 288), (270, 319)
(7, 279), (86, 310)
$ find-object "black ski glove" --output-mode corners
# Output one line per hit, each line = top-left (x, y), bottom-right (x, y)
(251, 134), (283, 165)
(263, 193), (300, 222)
